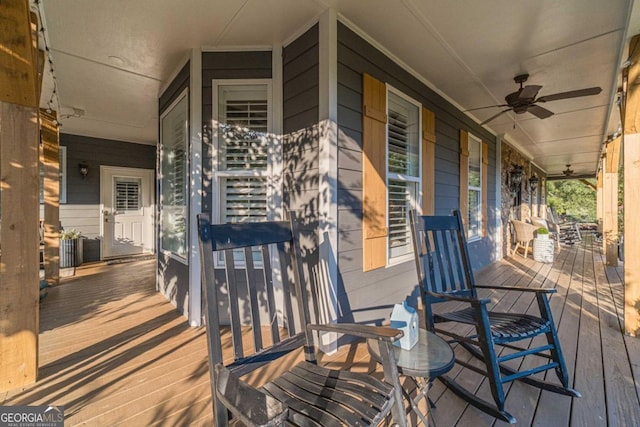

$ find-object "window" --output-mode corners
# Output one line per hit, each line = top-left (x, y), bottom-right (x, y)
(40, 146), (67, 204)
(213, 80), (274, 225)
(114, 177), (142, 212)
(160, 90), (189, 261)
(387, 89), (421, 261)
(468, 133), (482, 240)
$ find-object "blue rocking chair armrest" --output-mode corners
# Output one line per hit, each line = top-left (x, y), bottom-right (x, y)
(214, 364), (288, 427)
(474, 285), (557, 295)
(427, 291), (491, 307)
(308, 323), (404, 342)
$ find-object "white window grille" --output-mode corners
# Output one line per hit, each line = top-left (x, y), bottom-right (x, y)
(114, 178), (142, 212)
(387, 88), (421, 263)
(214, 81), (275, 225)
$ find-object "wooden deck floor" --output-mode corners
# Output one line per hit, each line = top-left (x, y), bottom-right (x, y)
(2, 237), (639, 426)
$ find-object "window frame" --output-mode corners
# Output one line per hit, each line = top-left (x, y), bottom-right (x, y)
(212, 79), (281, 268)
(467, 133), (482, 242)
(159, 88), (190, 264)
(385, 85), (422, 265)
(212, 79), (279, 225)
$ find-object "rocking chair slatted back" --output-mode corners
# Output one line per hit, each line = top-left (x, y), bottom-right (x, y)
(411, 212), (476, 306)
(198, 213), (408, 426)
(199, 218), (313, 375)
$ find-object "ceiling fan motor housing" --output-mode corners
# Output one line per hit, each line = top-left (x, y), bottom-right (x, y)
(505, 91), (532, 113)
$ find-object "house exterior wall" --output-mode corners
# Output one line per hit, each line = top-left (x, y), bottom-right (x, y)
(156, 19), (506, 328)
(334, 23), (498, 323)
(158, 61), (190, 316)
(58, 133), (156, 262)
(283, 24), (321, 296)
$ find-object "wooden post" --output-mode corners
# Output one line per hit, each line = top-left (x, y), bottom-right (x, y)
(41, 110), (60, 284)
(0, 0), (41, 391)
(603, 137), (620, 266)
(596, 166), (604, 239)
(624, 134), (640, 335)
(623, 34), (640, 336)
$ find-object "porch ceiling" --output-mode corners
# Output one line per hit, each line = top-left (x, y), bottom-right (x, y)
(38, 0), (639, 177)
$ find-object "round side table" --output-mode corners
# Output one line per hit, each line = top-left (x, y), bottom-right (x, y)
(367, 329), (455, 425)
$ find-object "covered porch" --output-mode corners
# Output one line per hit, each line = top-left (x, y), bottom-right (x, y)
(2, 236), (638, 426)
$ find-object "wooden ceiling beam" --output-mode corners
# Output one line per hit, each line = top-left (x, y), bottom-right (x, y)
(578, 178), (597, 191)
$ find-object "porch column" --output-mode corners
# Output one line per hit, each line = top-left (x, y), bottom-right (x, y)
(41, 110), (60, 285)
(623, 34), (640, 336)
(596, 165), (603, 242)
(0, 0), (41, 391)
(603, 137), (620, 266)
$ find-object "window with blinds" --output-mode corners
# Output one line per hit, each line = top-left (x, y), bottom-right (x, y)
(221, 177), (267, 223)
(220, 99), (268, 171)
(388, 100), (419, 176)
(387, 89), (421, 262)
(114, 178), (142, 212)
(468, 134), (482, 240)
(216, 82), (271, 225)
(160, 91), (188, 260)
(388, 179), (417, 258)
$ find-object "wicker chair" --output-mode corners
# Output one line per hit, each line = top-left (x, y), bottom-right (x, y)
(530, 216), (561, 249)
(511, 219), (538, 259)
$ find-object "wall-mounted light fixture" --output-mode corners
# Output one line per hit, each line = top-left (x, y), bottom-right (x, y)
(79, 162), (89, 179)
(509, 165), (524, 194)
(529, 175), (539, 193)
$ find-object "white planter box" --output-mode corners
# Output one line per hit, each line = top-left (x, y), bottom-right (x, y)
(533, 238), (554, 263)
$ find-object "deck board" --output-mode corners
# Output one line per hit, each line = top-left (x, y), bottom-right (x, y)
(2, 237), (640, 426)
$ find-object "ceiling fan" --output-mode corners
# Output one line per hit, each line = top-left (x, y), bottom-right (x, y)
(468, 74), (602, 125)
(563, 164), (574, 176)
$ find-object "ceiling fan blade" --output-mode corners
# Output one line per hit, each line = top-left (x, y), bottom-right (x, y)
(480, 108), (511, 125)
(518, 85), (542, 99)
(537, 87), (602, 103)
(464, 104), (509, 112)
(528, 104), (554, 119)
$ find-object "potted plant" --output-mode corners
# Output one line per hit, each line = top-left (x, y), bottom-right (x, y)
(533, 227), (554, 263)
(536, 227), (549, 240)
(59, 229), (83, 268)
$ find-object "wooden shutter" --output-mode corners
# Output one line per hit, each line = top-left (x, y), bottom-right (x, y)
(459, 130), (469, 233)
(422, 107), (436, 215)
(482, 142), (489, 236)
(362, 73), (388, 271)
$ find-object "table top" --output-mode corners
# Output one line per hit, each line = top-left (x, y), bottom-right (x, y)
(367, 329), (455, 378)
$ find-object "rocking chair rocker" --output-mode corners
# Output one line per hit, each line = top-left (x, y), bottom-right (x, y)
(409, 210), (580, 423)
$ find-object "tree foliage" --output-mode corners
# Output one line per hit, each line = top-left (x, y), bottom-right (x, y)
(546, 179), (596, 223)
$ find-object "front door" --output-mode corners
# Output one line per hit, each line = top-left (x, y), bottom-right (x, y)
(101, 166), (154, 259)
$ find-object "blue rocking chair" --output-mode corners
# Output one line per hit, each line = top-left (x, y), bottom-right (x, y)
(409, 210), (580, 423)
